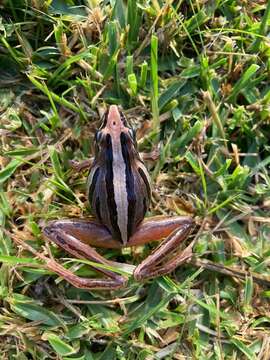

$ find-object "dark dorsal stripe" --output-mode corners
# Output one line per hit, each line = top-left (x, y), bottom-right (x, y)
(95, 197), (102, 222)
(120, 132), (136, 239)
(138, 167), (151, 199)
(143, 197), (148, 217)
(88, 167), (100, 202)
(105, 134), (122, 240)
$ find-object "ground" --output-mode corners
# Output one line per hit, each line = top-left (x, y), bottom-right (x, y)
(0, 0), (270, 359)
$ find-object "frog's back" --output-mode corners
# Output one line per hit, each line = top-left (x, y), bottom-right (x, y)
(87, 106), (151, 245)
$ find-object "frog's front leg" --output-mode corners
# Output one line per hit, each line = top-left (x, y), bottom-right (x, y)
(43, 219), (127, 290)
(130, 216), (194, 282)
(69, 158), (93, 172)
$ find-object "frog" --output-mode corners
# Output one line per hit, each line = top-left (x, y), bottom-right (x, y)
(43, 105), (193, 289)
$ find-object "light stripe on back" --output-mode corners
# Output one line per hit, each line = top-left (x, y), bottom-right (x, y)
(111, 132), (129, 244)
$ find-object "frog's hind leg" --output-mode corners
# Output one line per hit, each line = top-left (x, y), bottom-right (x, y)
(131, 216), (194, 282)
(42, 219), (127, 290)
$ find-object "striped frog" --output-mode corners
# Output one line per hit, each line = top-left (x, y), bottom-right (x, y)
(44, 105), (193, 289)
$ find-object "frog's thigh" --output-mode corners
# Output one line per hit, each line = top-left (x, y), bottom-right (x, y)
(128, 215), (193, 247)
(43, 219), (127, 289)
(43, 219), (122, 249)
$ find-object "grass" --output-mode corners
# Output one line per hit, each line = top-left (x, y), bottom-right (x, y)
(0, 0), (270, 358)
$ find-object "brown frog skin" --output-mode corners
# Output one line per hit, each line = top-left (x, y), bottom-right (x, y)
(43, 105), (193, 289)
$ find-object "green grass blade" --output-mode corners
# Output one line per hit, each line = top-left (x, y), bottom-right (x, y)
(150, 35), (159, 138)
